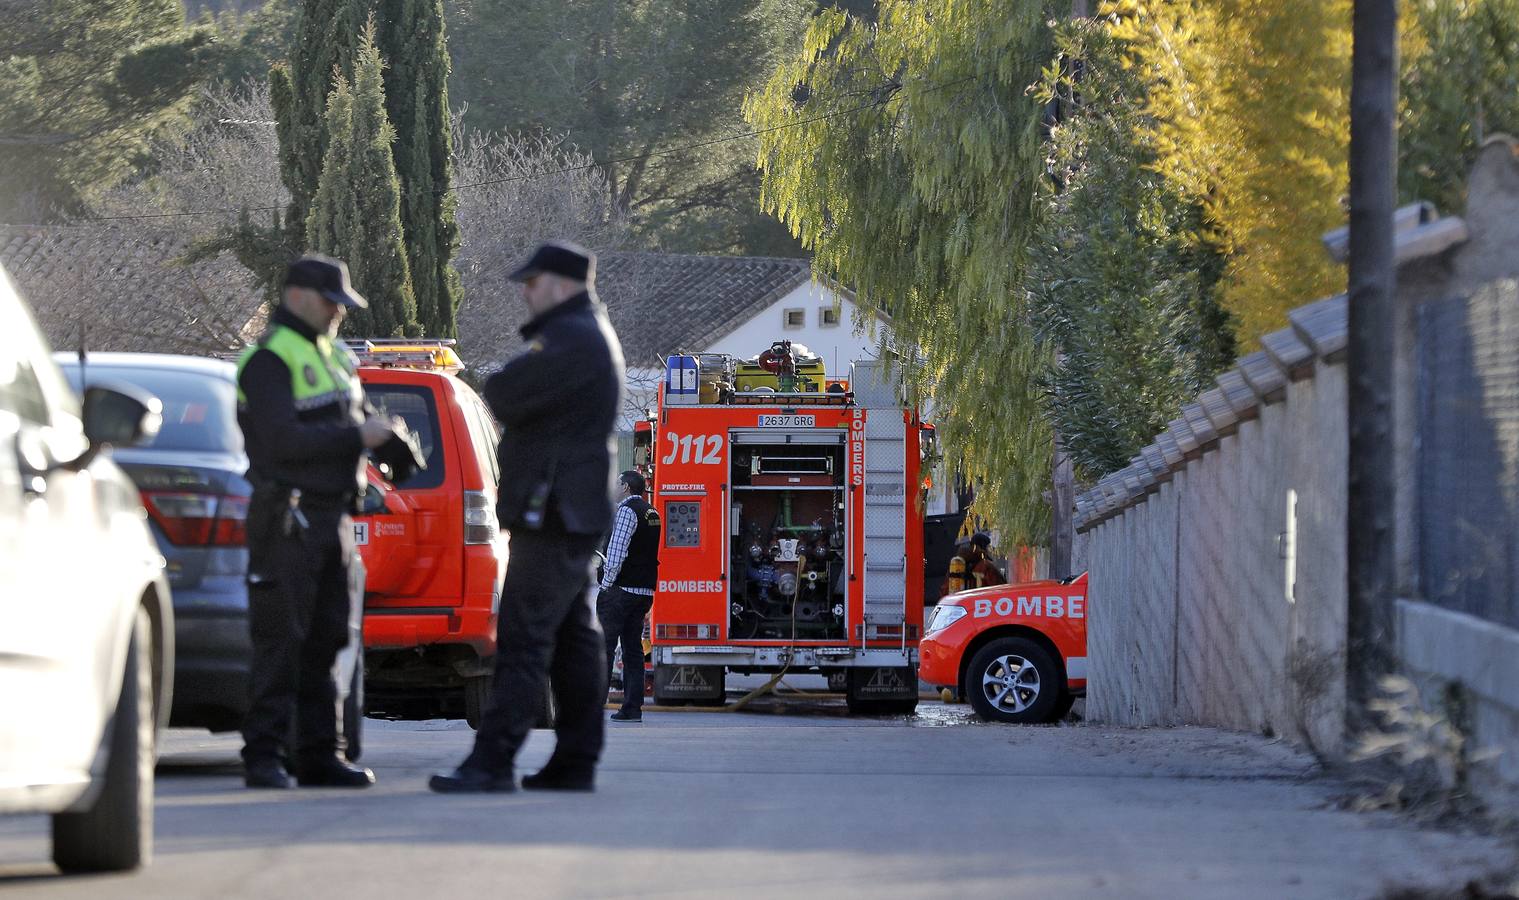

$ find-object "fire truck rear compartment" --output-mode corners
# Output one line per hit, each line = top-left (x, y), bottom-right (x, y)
(729, 438), (847, 641)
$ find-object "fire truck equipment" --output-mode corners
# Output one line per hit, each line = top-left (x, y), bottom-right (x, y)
(733, 341), (826, 393)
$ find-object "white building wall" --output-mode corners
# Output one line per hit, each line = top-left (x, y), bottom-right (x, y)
(701, 281), (887, 380)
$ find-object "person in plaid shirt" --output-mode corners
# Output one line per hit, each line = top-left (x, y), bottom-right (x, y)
(598, 470), (660, 721)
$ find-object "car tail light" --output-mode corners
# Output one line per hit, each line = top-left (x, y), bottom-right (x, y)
(143, 491), (248, 546)
(464, 490), (498, 545)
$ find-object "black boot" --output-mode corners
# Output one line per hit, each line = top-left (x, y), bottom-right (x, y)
(522, 761), (595, 792)
(245, 758), (293, 789)
(429, 765), (517, 793)
(296, 756), (375, 788)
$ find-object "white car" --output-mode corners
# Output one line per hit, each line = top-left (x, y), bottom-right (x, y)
(0, 265), (174, 872)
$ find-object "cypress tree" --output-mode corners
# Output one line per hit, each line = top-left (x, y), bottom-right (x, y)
(272, 0), (364, 251)
(307, 21), (420, 338)
(378, 0), (462, 337)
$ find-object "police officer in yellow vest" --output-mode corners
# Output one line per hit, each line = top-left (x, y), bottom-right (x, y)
(235, 255), (405, 789)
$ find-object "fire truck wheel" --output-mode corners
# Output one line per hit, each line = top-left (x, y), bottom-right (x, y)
(965, 638), (1063, 724)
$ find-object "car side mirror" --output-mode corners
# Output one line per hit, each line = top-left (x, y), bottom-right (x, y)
(81, 382), (162, 450)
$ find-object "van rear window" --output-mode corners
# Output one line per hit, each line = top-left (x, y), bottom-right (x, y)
(365, 384), (445, 489)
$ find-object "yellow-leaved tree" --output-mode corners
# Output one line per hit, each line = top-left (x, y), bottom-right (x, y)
(1107, 0), (1352, 347)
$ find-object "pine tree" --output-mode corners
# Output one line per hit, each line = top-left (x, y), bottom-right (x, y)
(0, 0), (216, 220)
(378, 0), (461, 337)
(307, 22), (420, 338)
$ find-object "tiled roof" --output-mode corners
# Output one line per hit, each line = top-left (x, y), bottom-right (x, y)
(0, 224), (268, 355)
(455, 251), (814, 370)
(1, 224), (820, 371)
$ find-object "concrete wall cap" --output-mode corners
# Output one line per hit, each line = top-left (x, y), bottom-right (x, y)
(1238, 350), (1288, 403)
(1216, 369), (1260, 419)
(1168, 417), (1200, 455)
(1261, 324), (1315, 380)
(1156, 429), (1186, 466)
(1395, 217), (1470, 267)
(1288, 293), (1348, 362)
(1182, 402), (1217, 446)
(1198, 387), (1238, 434)
(1140, 444), (1169, 479)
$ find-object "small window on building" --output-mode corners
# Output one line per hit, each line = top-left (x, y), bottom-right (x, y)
(819, 306), (841, 328)
(783, 308), (805, 329)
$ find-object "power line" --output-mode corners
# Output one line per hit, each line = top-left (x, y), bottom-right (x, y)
(75, 75), (977, 225)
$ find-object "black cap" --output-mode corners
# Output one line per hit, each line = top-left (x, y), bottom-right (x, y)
(508, 241), (594, 283)
(284, 254), (368, 308)
(970, 532), (992, 549)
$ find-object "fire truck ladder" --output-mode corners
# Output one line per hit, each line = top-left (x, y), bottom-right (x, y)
(861, 412), (908, 652)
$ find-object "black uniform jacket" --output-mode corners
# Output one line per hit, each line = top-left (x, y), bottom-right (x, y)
(484, 290), (625, 535)
(238, 305), (367, 501)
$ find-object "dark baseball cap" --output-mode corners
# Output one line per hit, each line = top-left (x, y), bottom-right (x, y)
(284, 254), (368, 308)
(508, 241), (594, 283)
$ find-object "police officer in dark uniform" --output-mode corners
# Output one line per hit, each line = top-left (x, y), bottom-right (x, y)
(236, 255), (407, 790)
(597, 469), (660, 722)
(430, 241), (624, 794)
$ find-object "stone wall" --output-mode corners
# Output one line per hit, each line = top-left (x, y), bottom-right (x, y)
(1080, 314), (1349, 753)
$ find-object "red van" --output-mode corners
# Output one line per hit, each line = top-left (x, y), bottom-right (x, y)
(349, 340), (507, 727)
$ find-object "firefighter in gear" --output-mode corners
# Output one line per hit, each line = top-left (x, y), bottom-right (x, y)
(943, 532), (1006, 596)
(236, 255), (407, 790)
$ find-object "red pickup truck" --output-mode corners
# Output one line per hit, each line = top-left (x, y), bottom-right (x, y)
(918, 573), (1088, 723)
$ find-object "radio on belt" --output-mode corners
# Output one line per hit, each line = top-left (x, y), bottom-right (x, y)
(644, 339), (926, 714)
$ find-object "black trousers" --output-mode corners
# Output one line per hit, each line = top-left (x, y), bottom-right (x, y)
(598, 586), (654, 713)
(466, 527), (606, 775)
(241, 499), (356, 766)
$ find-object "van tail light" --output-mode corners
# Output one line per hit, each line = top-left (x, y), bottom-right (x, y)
(464, 490), (498, 545)
(143, 491), (249, 546)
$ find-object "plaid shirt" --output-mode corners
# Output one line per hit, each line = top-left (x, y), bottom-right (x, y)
(600, 497), (654, 595)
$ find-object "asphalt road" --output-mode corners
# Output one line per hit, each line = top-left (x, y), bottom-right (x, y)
(1, 696), (1511, 899)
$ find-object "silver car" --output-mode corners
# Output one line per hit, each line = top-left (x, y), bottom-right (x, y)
(55, 353), (367, 758)
(0, 265), (174, 872)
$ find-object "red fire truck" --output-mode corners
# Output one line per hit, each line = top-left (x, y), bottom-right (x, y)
(648, 341), (925, 714)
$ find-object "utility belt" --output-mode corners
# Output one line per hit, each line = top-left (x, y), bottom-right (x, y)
(249, 481), (353, 539)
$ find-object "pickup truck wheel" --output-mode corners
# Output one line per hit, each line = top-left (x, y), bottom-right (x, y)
(464, 675), (491, 730)
(536, 680), (557, 729)
(53, 606), (155, 872)
(464, 675), (555, 729)
(965, 637), (1062, 724)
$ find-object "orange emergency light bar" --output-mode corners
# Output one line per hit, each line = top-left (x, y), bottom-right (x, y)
(343, 338), (464, 371)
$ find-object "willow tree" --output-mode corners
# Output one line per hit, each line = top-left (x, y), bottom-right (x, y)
(745, 2), (1060, 543)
